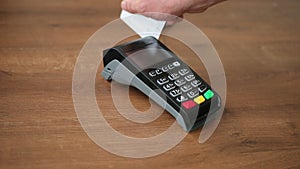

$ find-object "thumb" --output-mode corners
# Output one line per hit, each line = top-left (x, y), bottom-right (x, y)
(121, 0), (129, 11)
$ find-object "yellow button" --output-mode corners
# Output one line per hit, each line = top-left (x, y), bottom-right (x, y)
(194, 95), (205, 104)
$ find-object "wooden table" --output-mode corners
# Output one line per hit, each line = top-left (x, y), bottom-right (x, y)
(1, 0), (299, 168)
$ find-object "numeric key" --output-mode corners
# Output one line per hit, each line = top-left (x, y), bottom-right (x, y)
(157, 77), (169, 85)
(170, 89), (182, 97)
(174, 79), (186, 86)
(187, 89), (199, 98)
(185, 74), (195, 81)
(181, 84), (192, 92)
(179, 68), (189, 76)
(191, 79), (201, 87)
(163, 82), (175, 91)
(168, 72), (180, 80)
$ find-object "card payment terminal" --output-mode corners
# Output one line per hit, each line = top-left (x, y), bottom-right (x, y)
(101, 36), (221, 131)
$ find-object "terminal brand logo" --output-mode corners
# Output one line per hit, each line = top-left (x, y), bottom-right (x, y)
(72, 12), (226, 158)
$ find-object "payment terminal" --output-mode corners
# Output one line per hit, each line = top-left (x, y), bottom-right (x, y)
(101, 36), (221, 131)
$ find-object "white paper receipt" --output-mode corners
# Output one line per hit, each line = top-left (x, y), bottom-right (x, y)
(120, 10), (166, 39)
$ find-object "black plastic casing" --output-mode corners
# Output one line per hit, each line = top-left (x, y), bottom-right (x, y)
(102, 36), (221, 131)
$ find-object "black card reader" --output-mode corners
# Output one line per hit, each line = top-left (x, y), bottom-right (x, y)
(101, 36), (221, 132)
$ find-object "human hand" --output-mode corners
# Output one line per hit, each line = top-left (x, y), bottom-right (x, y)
(121, 0), (226, 18)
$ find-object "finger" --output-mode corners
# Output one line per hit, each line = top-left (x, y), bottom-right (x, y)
(121, 0), (146, 13)
(121, 0), (128, 11)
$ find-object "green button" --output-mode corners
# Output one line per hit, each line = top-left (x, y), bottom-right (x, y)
(204, 89), (214, 100)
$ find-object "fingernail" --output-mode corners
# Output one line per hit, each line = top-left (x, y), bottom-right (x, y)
(121, 0), (127, 9)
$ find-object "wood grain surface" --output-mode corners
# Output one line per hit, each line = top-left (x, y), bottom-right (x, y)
(0, 0), (299, 168)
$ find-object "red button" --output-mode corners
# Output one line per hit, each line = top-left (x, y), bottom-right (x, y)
(182, 100), (196, 109)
